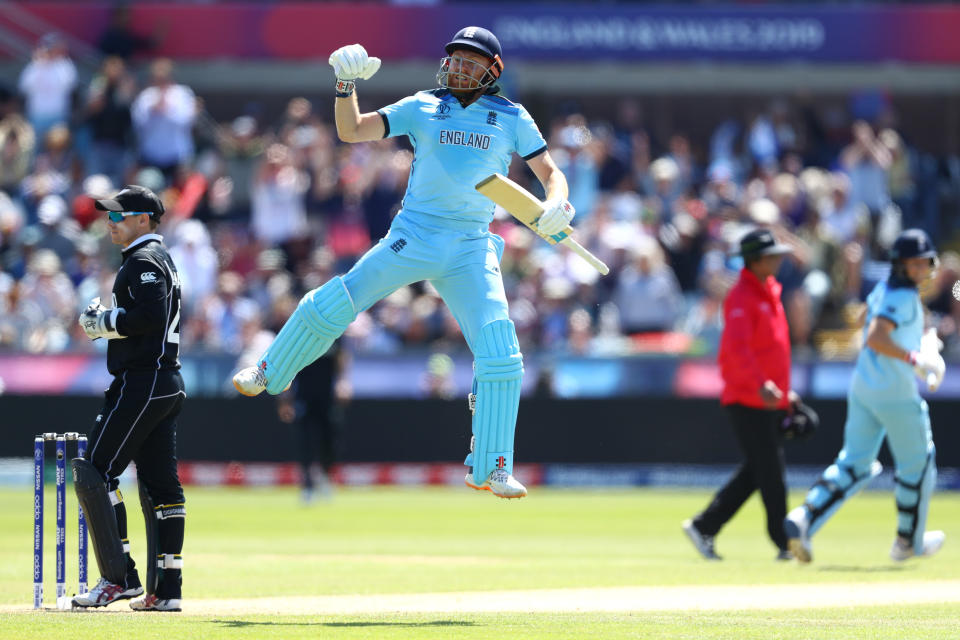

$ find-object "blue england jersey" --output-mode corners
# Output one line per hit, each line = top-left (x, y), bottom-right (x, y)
(377, 88), (547, 229)
(852, 280), (924, 401)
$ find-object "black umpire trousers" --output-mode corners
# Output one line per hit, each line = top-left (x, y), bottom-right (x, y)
(87, 369), (186, 506)
(693, 403), (788, 550)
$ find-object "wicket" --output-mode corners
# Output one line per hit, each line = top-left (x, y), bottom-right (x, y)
(33, 432), (88, 610)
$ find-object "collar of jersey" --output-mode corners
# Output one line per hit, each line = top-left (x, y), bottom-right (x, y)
(435, 85), (500, 97)
(122, 233), (164, 255)
(435, 84), (502, 108)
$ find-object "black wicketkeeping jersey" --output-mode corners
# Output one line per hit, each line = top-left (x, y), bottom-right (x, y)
(107, 234), (182, 375)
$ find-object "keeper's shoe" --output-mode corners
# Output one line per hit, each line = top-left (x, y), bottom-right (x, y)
(232, 366), (267, 396)
(682, 519), (721, 560)
(72, 577), (143, 608)
(784, 506), (813, 564)
(890, 530), (946, 562)
(130, 594), (182, 612)
(465, 469), (527, 499)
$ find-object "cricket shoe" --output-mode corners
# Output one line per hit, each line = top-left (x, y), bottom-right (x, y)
(890, 530), (945, 562)
(232, 365), (291, 396)
(232, 366), (267, 396)
(72, 577), (143, 608)
(681, 519), (721, 560)
(465, 469), (527, 499)
(130, 594), (182, 612)
(784, 506), (813, 564)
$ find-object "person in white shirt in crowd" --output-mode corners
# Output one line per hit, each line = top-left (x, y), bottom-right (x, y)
(18, 33), (77, 142)
(131, 58), (197, 180)
(841, 120), (892, 216)
(167, 219), (218, 315)
(249, 143), (309, 250)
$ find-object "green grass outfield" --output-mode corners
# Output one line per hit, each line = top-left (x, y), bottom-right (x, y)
(1, 485), (958, 639)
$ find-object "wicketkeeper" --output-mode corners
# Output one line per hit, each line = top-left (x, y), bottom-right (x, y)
(234, 26), (575, 498)
(72, 185), (186, 611)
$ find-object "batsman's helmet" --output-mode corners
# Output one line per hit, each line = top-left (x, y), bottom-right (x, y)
(889, 228), (938, 282)
(445, 26), (503, 66)
(439, 26), (504, 90)
(780, 401), (819, 441)
(889, 228), (937, 261)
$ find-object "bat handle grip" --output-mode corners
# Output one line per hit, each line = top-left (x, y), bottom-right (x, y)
(559, 237), (610, 275)
(927, 372), (938, 389)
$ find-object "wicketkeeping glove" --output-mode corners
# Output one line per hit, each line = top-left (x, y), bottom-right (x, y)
(328, 44), (381, 97)
(537, 198), (575, 236)
(78, 297), (126, 340)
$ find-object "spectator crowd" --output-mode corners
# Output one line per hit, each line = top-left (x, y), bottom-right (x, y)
(2, 34), (960, 367)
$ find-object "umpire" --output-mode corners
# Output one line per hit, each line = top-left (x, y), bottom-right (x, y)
(72, 185), (186, 611)
(682, 228), (799, 561)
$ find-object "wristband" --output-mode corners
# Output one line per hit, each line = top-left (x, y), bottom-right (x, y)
(335, 79), (355, 98)
(907, 350), (919, 365)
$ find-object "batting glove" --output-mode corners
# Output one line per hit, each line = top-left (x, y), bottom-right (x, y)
(79, 297), (126, 340)
(909, 349), (945, 392)
(537, 198), (575, 236)
(328, 44), (381, 97)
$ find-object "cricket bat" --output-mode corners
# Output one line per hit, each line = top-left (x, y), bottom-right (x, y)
(475, 173), (609, 275)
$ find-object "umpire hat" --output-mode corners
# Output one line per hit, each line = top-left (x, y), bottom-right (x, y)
(94, 185), (165, 222)
(737, 228), (792, 259)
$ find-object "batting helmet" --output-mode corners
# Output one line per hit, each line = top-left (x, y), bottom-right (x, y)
(889, 228), (937, 261)
(780, 402), (819, 441)
(445, 26), (503, 66)
(439, 26), (505, 90)
(889, 228), (938, 283)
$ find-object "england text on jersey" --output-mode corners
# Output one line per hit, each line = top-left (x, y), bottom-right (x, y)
(438, 130), (491, 150)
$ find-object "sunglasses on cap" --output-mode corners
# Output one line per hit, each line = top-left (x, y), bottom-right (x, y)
(106, 210), (151, 223)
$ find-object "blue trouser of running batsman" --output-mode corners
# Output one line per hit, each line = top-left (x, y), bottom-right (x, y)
(802, 390), (935, 554)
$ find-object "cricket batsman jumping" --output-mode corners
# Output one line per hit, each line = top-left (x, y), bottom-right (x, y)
(233, 27), (575, 498)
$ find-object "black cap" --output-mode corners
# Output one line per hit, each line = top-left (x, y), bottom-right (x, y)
(94, 185), (164, 221)
(445, 26), (504, 72)
(738, 228), (792, 258)
(890, 228), (937, 261)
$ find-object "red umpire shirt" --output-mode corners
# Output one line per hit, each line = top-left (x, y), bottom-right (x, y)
(718, 267), (791, 409)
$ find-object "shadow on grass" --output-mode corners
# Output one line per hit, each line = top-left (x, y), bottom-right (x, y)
(817, 565), (910, 573)
(212, 619), (476, 629)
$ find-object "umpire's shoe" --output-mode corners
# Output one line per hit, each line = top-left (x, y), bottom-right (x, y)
(784, 506), (813, 564)
(130, 594), (182, 612)
(465, 469), (527, 499)
(72, 576), (144, 608)
(682, 519), (721, 560)
(890, 530), (946, 562)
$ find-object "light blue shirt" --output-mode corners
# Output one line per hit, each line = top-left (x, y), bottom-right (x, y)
(378, 88), (547, 230)
(852, 280), (923, 401)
